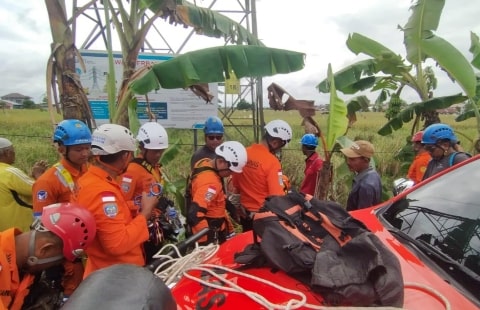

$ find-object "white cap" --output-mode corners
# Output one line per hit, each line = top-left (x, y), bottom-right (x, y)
(0, 138), (13, 149)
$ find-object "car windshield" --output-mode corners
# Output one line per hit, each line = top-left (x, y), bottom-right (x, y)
(381, 158), (480, 287)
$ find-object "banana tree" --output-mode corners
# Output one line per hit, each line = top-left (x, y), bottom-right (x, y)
(316, 0), (476, 138)
(44, 0), (96, 129)
(456, 31), (480, 153)
(104, 0), (264, 128)
(310, 64), (348, 200)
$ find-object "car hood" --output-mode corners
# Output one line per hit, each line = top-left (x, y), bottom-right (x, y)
(171, 209), (477, 309)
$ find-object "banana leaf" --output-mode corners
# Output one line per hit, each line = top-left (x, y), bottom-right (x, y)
(317, 59), (377, 94)
(403, 0), (476, 97)
(326, 64), (348, 152)
(129, 45), (305, 94)
(140, 0), (263, 46)
(470, 31), (480, 70)
(378, 94), (467, 135)
(403, 0), (444, 63)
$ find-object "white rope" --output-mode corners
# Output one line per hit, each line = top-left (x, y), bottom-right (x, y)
(184, 264), (307, 310)
(151, 244), (451, 310)
(404, 282), (451, 310)
(151, 242), (219, 286)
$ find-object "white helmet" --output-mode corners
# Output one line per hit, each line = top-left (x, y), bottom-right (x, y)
(137, 122), (168, 150)
(265, 120), (292, 143)
(91, 124), (136, 155)
(215, 141), (247, 173)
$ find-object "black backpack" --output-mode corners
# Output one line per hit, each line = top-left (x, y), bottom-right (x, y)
(234, 191), (404, 307)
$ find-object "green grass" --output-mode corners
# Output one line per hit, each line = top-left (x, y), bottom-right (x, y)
(1, 108), (476, 205)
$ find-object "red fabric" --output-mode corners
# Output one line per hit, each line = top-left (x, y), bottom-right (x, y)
(299, 152), (324, 196)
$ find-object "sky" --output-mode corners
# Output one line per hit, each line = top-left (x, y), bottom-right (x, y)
(0, 0), (479, 105)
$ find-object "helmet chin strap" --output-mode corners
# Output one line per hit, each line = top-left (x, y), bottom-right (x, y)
(27, 230), (63, 266)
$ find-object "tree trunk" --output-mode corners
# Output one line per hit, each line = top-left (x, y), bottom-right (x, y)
(314, 161), (333, 200)
(45, 0), (94, 129)
(422, 110), (441, 129)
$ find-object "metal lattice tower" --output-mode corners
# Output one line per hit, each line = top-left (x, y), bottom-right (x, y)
(72, 0), (264, 142)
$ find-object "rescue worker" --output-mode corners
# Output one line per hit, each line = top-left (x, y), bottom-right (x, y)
(121, 122), (168, 203)
(190, 116), (224, 169)
(188, 141), (247, 245)
(230, 120), (292, 232)
(299, 134), (324, 196)
(120, 122), (172, 263)
(421, 123), (471, 180)
(75, 124), (157, 278)
(0, 202), (96, 310)
(407, 131), (431, 184)
(188, 116), (236, 236)
(0, 138), (48, 232)
(30, 119), (92, 298)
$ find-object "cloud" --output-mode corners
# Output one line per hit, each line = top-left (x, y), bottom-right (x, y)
(0, 0), (479, 106)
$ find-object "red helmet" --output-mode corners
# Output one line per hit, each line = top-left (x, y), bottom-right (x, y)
(41, 203), (96, 261)
(411, 131), (424, 142)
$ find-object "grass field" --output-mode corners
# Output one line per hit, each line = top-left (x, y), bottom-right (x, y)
(0, 108), (476, 206)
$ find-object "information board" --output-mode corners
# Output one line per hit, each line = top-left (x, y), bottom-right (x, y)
(77, 50), (218, 128)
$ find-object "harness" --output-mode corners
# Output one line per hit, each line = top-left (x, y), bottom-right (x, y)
(131, 158), (162, 182)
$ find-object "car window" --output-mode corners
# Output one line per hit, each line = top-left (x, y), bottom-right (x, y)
(383, 158), (480, 277)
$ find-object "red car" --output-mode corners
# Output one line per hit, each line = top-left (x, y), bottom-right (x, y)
(172, 155), (480, 309)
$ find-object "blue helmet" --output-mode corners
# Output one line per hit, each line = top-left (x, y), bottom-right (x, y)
(54, 119), (92, 146)
(300, 134), (318, 147)
(421, 123), (457, 144)
(204, 116), (224, 134)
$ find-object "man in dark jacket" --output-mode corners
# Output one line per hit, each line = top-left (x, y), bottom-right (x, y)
(340, 140), (382, 211)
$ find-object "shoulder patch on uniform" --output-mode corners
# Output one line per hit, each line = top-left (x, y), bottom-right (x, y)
(204, 186), (217, 202)
(120, 175), (132, 193)
(103, 204), (118, 218)
(36, 190), (48, 201)
(277, 170), (284, 186)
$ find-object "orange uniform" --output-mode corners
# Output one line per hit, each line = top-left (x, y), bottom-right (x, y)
(407, 152), (431, 184)
(190, 159), (228, 243)
(32, 158), (87, 215)
(231, 143), (285, 212)
(31, 158), (87, 296)
(120, 157), (163, 209)
(0, 229), (35, 310)
(75, 166), (149, 278)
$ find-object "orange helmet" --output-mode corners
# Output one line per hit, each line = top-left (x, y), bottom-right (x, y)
(411, 131), (424, 143)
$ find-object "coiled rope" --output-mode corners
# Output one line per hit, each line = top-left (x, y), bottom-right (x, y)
(152, 243), (451, 310)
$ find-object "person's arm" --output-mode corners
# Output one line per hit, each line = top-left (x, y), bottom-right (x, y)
(93, 191), (150, 256)
(6, 166), (34, 196)
(32, 175), (57, 214)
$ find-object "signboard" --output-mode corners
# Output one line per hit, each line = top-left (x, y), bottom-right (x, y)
(224, 71), (240, 94)
(77, 50), (218, 128)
